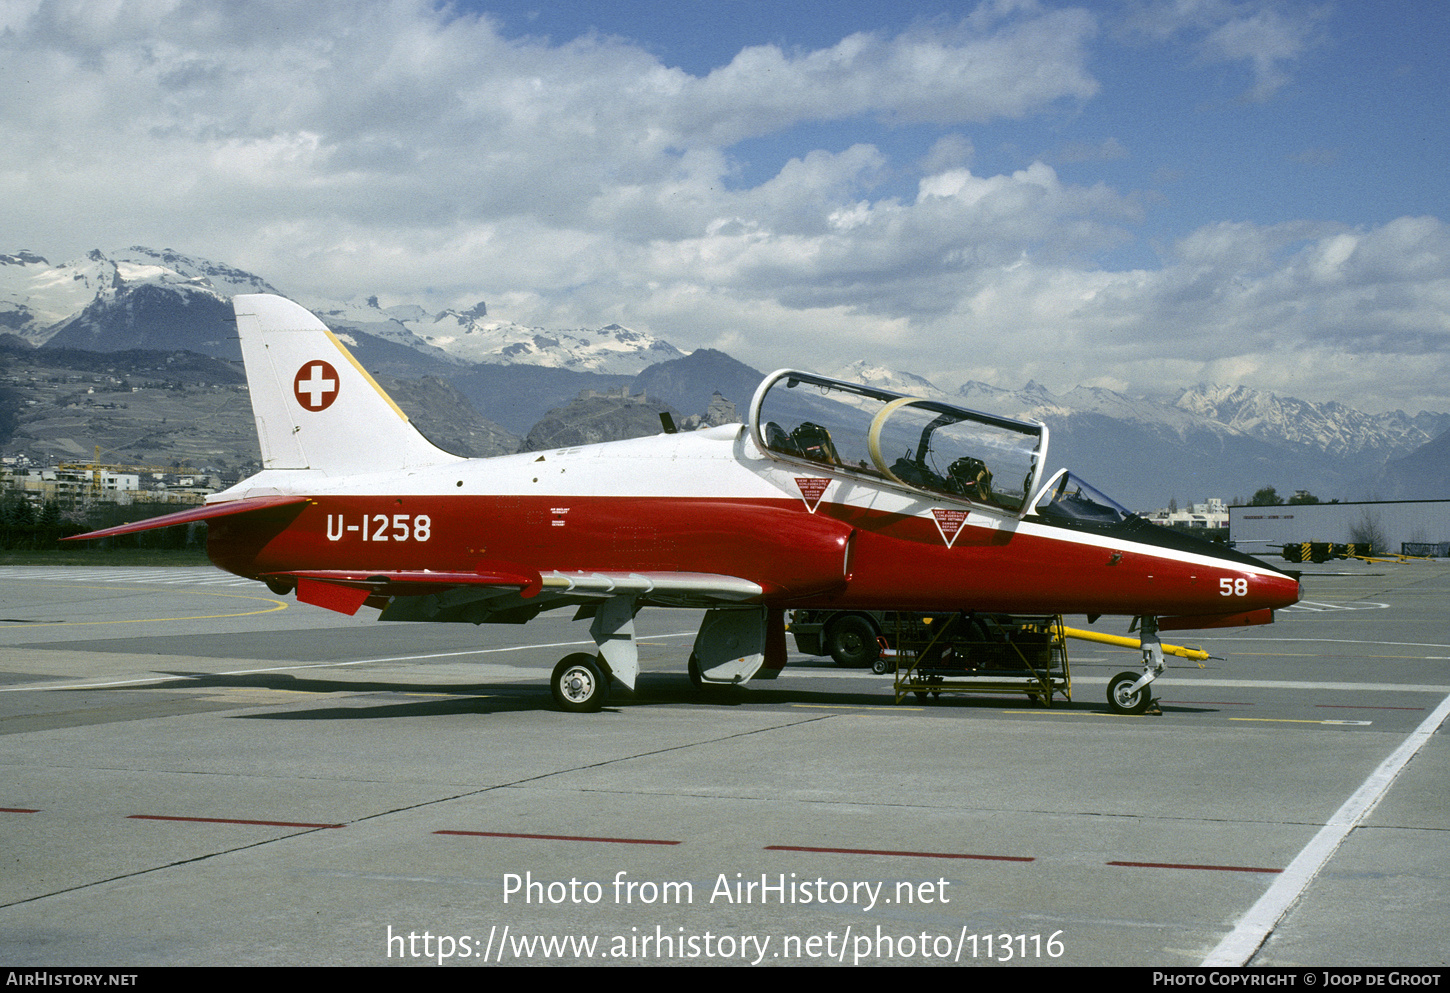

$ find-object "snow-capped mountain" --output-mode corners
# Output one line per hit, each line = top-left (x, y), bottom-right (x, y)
(2, 250), (108, 335)
(313, 295), (686, 376)
(5, 247), (280, 354)
(836, 360), (951, 400)
(836, 363), (1450, 508)
(1172, 384), (1448, 459)
(413, 312), (686, 375)
(5, 247), (686, 377)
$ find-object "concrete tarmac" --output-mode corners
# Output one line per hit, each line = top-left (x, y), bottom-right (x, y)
(0, 561), (1446, 967)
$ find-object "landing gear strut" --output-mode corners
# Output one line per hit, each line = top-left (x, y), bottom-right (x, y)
(1106, 616), (1163, 715)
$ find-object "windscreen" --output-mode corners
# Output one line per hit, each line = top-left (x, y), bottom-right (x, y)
(1031, 470), (1134, 524)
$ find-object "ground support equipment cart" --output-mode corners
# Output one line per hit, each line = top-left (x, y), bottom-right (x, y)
(889, 613), (1071, 706)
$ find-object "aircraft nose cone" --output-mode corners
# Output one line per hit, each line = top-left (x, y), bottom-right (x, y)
(1266, 571), (1302, 609)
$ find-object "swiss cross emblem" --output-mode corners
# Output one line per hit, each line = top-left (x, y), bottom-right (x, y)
(931, 508), (969, 548)
(293, 361), (339, 411)
(794, 477), (831, 513)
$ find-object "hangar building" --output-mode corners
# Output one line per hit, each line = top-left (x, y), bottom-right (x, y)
(1230, 499), (1450, 557)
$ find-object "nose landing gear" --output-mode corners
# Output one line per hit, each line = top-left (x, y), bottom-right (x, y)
(1106, 616), (1164, 716)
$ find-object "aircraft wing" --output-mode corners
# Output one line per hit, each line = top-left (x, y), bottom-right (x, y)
(64, 496), (313, 541)
(266, 568), (765, 617)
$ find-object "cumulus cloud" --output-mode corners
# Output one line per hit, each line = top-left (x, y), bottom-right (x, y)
(1116, 0), (1326, 101)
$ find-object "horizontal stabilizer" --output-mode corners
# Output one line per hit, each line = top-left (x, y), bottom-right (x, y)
(64, 496), (311, 542)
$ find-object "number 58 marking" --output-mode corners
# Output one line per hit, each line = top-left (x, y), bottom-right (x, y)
(1220, 577), (1248, 596)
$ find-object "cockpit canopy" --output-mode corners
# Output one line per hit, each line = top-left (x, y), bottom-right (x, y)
(1029, 469), (1133, 525)
(749, 370), (1048, 515)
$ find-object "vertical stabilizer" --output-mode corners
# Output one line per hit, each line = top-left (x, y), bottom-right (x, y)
(232, 294), (460, 474)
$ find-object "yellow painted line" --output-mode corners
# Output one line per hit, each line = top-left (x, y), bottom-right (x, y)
(0, 586), (288, 627)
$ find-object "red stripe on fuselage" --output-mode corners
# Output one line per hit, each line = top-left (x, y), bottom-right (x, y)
(204, 494), (1298, 617)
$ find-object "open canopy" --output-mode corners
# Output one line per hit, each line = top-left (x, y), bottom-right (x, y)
(749, 370), (1048, 515)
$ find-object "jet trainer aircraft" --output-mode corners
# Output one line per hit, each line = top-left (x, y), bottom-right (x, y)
(72, 294), (1300, 713)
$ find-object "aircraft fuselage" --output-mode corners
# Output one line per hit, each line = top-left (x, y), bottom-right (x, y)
(205, 425), (1299, 620)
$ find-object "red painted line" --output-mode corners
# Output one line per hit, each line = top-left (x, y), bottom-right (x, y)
(1108, 860), (1281, 874)
(2, 807), (40, 814)
(128, 815), (344, 829)
(765, 844), (1033, 862)
(1315, 704), (1423, 711)
(436, 830), (680, 846)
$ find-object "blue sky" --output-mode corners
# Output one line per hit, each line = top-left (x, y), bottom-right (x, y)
(2, 0), (1447, 412)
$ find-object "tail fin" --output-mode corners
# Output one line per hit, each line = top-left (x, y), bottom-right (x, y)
(233, 294), (460, 474)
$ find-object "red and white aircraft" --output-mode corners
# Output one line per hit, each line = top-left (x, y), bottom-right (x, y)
(72, 294), (1300, 713)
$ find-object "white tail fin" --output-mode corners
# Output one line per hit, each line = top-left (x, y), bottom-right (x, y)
(232, 294), (461, 474)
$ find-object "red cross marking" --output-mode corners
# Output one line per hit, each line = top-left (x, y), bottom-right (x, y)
(293, 361), (339, 411)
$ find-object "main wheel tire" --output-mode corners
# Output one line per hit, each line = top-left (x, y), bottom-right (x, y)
(551, 653), (609, 713)
(828, 614), (879, 667)
(1107, 670), (1151, 715)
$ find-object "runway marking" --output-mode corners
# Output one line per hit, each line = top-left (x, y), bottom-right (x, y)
(436, 830), (680, 846)
(0, 633), (701, 694)
(1108, 861), (1281, 874)
(766, 844), (1033, 862)
(1211, 636), (1450, 649)
(0, 567), (264, 588)
(994, 709), (1094, 715)
(1203, 690), (1450, 967)
(128, 814), (344, 829)
(1229, 718), (1372, 726)
(0, 586), (288, 627)
(1283, 601), (1389, 612)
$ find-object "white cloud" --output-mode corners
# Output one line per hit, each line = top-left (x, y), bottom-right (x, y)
(0, 0), (1444, 416)
(1116, 0), (1325, 101)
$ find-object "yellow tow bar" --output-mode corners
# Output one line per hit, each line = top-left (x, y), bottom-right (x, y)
(1060, 626), (1211, 662)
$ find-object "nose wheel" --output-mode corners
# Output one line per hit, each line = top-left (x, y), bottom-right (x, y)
(551, 653), (610, 712)
(1107, 671), (1154, 715)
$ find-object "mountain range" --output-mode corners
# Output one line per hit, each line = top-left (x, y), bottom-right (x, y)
(3, 247), (1447, 510)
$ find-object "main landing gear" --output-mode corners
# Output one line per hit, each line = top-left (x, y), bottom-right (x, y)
(1106, 615), (1164, 716)
(551, 653), (610, 713)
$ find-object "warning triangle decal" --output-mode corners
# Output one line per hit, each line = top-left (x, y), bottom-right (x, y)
(794, 477), (831, 513)
(930, 508), (969, 548)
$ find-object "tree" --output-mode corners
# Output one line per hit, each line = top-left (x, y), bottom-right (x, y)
(1250, 486), (1285, 506)
(1348, 509), (1388, 554)
(1288, 490), (1321, 505)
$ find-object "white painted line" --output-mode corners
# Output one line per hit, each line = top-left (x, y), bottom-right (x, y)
(1202, 690), (1450, 966)
(0, 632), (699, 693)
(1210, 636), (1450, 649)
